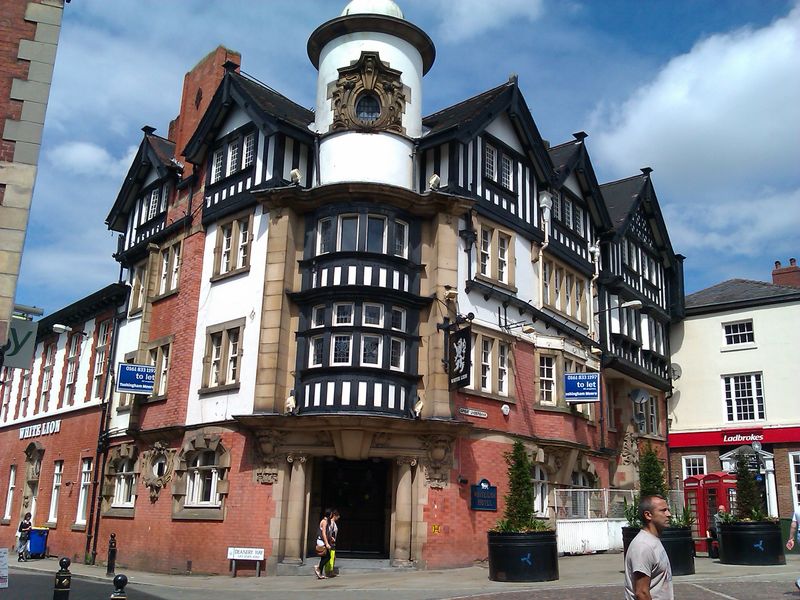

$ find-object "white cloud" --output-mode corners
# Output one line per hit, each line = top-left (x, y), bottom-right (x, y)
(591, 6), (800, 185)
(46, 142), (137, 178)
(588, 5), (800, 283)
(429, 0), (545, 43)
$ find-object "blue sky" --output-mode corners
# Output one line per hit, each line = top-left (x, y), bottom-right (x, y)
(16, 0), (800, 315)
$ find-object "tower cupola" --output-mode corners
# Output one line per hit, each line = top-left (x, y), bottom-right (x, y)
(308, 1), (435, 189)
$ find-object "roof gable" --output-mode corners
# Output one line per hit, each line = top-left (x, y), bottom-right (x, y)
(106, 130), (177, 232)
(421, 78), (555, 184)
(600, 171), (677, 264)
(548, 136), (612, 232)
(183, 69), (314, 164)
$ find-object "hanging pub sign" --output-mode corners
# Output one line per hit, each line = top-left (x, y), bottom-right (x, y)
(448, 326), (471, 390)
(470, 478), (497, 511)
(564, 372), (600, 403)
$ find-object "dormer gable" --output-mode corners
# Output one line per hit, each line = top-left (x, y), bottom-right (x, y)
(106, 127), (179, 234)
(182, 68), (314, 167)
(548, 134), (612, 234)
(421, 77), (554, 185)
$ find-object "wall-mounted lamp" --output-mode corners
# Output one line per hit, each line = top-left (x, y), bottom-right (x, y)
(52, 324), (88, 337)
(594, 299), (643, 315)
(504, 320), (535, 334)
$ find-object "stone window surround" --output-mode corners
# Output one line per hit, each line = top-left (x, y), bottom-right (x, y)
(171, 431), (231, 521)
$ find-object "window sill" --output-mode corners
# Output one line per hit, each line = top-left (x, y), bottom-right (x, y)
(198, 383), (240, 396)
(173, 506), (225, 521)
(482, 176), (517, 198)
(71, 523), (87, 532)
(43, 521), (57, 529)
(105, 507), (135, 518)
(474, 273), (517, 295)
(720, 343), (757, 353)
(210, 265), (250, 284)
(1, 519), (10, 526)
(139, 394), (167, 405)
(151, 288), (179, 304)
(128, 306), (144, 318)
(638, 433), (665, 442)
(461, 388), (516, 404)
(535, 403), (573, 415)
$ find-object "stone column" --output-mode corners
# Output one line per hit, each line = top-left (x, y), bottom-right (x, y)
(393, 457), (416, 565)
(284, 454), (307, 562)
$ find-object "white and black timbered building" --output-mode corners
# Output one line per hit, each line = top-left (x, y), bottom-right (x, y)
(0, 0), (685, 575)
(598, 171), (685, 485)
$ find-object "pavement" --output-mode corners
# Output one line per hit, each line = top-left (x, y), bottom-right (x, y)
(10, 552), (800, 600)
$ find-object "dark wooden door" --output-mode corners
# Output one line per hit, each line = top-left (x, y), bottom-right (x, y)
(320, 459), (389, 557)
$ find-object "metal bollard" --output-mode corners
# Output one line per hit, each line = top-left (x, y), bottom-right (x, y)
(52, 557), (71, 600)
(110, 573), (128, 599)
(106, 533), (117, 575)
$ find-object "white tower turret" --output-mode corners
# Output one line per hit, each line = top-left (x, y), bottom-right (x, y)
(307, 1), (435, 189)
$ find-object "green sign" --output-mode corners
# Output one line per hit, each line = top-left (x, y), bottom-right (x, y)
(3, 319), (37, 369)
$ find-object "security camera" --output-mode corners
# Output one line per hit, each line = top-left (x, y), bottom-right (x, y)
(290, 168), (302, 184)
(444, 288), (458, 300)
(428, 173), (441, 190)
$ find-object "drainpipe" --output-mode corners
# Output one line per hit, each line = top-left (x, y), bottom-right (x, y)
(314, 135), (321, 186)
(86, 264), (126, 564)
(535, 190), (553, 308)
(588, 243), (601, 340)
(411, 140), (419, 193)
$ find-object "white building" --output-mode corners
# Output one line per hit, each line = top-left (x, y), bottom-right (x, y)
(668, 275), (800, 519)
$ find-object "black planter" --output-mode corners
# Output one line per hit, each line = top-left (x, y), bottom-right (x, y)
(487, 531), (559, 582)
(661, 526), (695, 576)
(622, 526), (695, 575)
(719, 521), (786, 566)
(622, 526), (639, 556)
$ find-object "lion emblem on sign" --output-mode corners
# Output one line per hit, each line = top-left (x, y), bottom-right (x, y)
(453, 337), (467, 373)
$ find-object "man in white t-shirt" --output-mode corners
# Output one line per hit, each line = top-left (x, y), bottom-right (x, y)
(786, 506), (800, 592)
(624, 495), (674, 600)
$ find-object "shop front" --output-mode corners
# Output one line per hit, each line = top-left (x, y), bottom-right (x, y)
(669, 425), (800, 520)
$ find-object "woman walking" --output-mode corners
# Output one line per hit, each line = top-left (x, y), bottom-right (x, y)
(17, 512), (32, 562)
(314, 508), (340, 579)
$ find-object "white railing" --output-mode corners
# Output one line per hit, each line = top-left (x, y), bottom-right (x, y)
(553, 489), (688, 554)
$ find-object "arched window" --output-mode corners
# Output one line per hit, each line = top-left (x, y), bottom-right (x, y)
(186, 450), (223, 507)
(356, 94), (381, 123)
(532, 465), (549, 517)
(112, 459), (136, 508)
(570, 471), (593, 518)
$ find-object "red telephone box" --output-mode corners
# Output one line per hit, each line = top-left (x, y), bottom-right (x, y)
(683, 471), (737, 553)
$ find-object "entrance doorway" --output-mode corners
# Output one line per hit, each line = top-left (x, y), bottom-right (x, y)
(310, 458), (390, 558)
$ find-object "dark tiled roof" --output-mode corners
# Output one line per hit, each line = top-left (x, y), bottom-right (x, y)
(422, 81), (512, 137)
(686, 278), (800, 309)
(548, 140), (579, 176)
(600, 174), (645, 230)
(231, 71), (314, 131)
(146, 134), (175, 166)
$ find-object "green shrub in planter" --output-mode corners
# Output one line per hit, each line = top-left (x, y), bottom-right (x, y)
(487, 440), (557, 582)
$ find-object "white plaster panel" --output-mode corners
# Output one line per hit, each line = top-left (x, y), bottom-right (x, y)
(319, 133), (413, 188)
(185, 206), (269, 425)
(216, 105), (251, 139)
(485, 113), (523, 154)
(314, 32), (424, 136)
(564, 172), (581, 197)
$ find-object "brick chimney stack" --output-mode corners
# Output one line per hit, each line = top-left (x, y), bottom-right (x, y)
(772, 257), (800, 288)
(168, 46), (241, 177)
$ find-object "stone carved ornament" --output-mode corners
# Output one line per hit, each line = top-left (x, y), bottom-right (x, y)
(329, 51), (408, 134)
(620, 423), (640, 469)
(420, 435), (454, 489)
(139, 441), (176, 502)
(254, 430), (286, 485)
